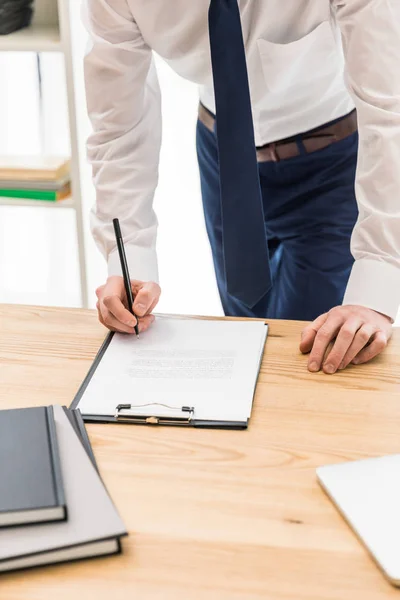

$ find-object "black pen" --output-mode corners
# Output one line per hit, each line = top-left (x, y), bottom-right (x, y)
(113, 218), (140, 338)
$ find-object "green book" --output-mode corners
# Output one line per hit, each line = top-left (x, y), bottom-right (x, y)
(0, 184), (71, 202)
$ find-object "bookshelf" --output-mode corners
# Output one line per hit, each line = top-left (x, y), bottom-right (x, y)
(0, 0), (88, 307)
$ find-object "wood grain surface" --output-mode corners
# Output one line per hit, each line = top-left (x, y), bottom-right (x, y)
(0, 304), (400, 599)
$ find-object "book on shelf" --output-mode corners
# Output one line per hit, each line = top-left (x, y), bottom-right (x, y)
(0, 182), (71, 202)
(0, 1), (33, 36)
(0, 176), (70, 191)
(0, 156), (70, 182)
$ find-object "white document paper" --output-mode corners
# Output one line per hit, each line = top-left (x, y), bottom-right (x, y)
(78, 318), (267, 424)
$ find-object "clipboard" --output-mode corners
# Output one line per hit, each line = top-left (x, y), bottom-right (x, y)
(70, 321), (268, 430)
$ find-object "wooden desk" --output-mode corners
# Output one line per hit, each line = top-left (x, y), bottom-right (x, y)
(1, 305), (400, 599)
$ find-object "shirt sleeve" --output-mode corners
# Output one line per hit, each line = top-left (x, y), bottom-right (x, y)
(82, 0), (161, 283)
(333, 0), (400, 321)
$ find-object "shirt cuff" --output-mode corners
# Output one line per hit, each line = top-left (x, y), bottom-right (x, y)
(108, 245), (159, 284)
(343, 259), (400, 322)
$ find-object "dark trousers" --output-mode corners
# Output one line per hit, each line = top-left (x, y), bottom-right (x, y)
(196, 118), (359, 321)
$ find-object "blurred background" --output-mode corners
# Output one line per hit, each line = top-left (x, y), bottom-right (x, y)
(0, 0), (397, 325)
(0, 0), (222, 316)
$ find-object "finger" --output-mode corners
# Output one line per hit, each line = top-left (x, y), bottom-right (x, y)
(147, 296), (160, 316)
(299, 313), (328, 354)
(95, 285), (105, 299)
(307, 313), (344, 372)
(138, 314), (156, 333)
(338, 323), (377, 370)
(103, 295), (138, 328)
(99, 305), (136, 334)
(97, 302), (107, 328)
(98, 303), (153, 335)
(351, 331), (388, 365)
(97, 301), (112, 331)
(97, 304), (113, 331)
(133, 282), (161, 317)
(322, 318), (363, 374)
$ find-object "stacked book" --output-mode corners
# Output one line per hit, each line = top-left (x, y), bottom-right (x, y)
(0, 405), (127, 573)
(0, 156), (71, 202)
(0, 0), (34, 36)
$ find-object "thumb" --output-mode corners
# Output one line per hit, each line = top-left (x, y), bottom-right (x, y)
(133, 282), (161, 317)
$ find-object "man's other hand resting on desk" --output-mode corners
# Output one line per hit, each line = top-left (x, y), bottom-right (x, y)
(300, 305), (392, 375)
(96, 276), (161, 335)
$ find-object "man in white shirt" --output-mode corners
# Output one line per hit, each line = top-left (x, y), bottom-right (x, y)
(83, 0), (400, 374)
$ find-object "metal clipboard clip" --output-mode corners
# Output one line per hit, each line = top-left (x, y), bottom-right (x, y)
(114, 403), (195, 426)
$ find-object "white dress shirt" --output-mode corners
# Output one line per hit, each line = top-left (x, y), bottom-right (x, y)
(83, 0), (400, 320)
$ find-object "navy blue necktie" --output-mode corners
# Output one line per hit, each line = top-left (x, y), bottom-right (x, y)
(208, 0), (272, 308)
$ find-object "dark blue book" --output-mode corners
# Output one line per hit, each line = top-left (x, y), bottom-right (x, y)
(0, 406), (66, 528)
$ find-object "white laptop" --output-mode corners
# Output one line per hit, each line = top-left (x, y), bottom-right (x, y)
(317, 454), (400, 586)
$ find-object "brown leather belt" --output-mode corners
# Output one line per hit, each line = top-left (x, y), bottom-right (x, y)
(198, 103), (357, 162)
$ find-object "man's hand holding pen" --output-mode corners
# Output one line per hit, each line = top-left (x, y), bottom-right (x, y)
(96, 276), (161, 335)
(104, 218), (161, 336)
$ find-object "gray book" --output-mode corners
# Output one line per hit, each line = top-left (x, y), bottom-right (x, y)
(0, 405), (127, 573)
(0, 176), (70, 191)
(0, 406), (66, 528)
